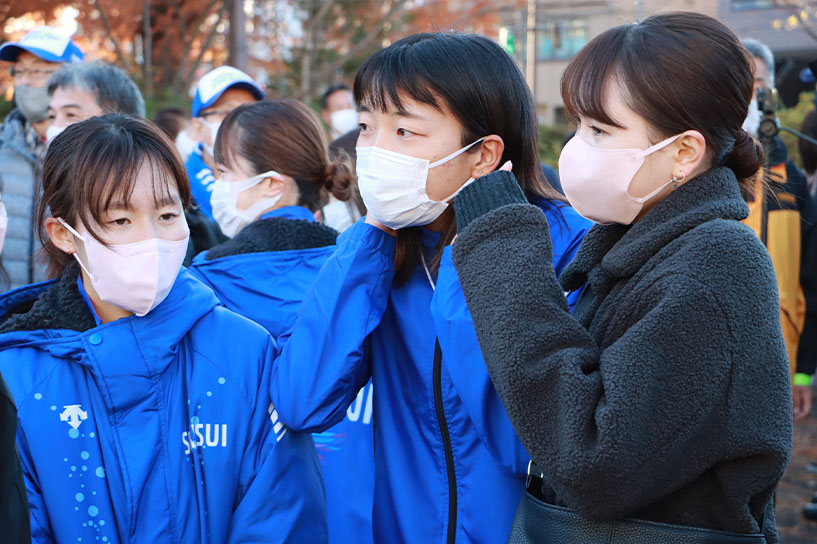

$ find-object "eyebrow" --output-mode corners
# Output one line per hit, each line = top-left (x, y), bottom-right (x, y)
(107, 196), (180, 211)
(357, 103), (429, 121)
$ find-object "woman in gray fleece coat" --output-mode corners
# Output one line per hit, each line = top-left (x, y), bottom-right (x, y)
(451, 12), (791, 544)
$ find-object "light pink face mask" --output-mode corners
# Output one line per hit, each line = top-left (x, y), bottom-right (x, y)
(559, 134), (681, 225)
(58, 218), (189, 317)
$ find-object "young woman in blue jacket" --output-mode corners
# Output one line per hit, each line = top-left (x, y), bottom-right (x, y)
(0, 114), (326, 543)
(189, 98), (374, 544)
(271, 33), (590, 543)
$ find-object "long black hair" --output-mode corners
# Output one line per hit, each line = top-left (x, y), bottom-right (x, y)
(354, 32), (565, 283)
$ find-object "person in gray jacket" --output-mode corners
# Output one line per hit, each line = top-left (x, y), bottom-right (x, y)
(0, 26), (84, 289)
(450, 12), (791, 544)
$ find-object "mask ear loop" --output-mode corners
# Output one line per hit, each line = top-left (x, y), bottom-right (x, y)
(428, 138), (486, 169)
(56, 218), (96, 281)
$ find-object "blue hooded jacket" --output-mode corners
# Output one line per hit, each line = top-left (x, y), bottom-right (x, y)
(0, 265), (327, 543)
(190, 206), (374, 544)
(184, 144), (216, 219)
(271, 201), (590, 543)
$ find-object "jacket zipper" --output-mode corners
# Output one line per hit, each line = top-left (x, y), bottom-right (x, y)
(433, 340), (457, 544)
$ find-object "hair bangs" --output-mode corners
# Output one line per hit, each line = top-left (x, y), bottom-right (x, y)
(71, 122), (185, 244)
(354, 45), (441, 114)
(560, 27), (630, 128)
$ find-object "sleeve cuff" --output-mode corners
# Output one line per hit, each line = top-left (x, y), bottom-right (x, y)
(794, 373), (813, 387)
(454, 171), (528, 232)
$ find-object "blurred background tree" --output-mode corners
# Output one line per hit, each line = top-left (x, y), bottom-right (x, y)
(1, 0), (512, 116)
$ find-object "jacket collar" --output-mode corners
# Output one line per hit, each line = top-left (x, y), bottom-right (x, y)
(203, 215), (338, 261)
(0, 108), (38, 163)
(260, 205), (316, 222)
(0, 263), (219, 355)
(561, 167), (749, 290)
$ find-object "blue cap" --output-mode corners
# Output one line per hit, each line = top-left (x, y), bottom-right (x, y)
(191, 66), (265, 117)
(0, 26), (84, 64)
(801, 66), (817, 85)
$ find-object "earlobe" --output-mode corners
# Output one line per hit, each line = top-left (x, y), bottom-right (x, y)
(262, 174), (288, 198)
(44, 217), (76, 255)
(471, 135), (505, 178)
(675, 130), (707, 175)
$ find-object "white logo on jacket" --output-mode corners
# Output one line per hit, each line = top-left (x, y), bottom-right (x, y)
(268, 403), (287, 442)
(60, 404), (88, 429)
(346, 383), (373, 425)
(182, 419), (228, 455)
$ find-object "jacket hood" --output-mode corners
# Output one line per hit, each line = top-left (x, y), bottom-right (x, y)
(0, 108), (36, 163)
(0, 263), (220, 358)
(561, 167), (750, 291)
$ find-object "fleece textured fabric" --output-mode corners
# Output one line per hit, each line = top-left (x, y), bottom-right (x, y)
(191, 206), (374, 544)
(452, 167), (792, 543)
(0, 264), (327, 543)
(203, 215), (339, 261)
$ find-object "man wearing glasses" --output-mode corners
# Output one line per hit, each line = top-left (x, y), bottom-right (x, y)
(186, 66), (265, 221)
(0, 26), (84, 289)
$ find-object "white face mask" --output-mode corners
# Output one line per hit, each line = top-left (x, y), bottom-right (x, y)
(46, 124), (65, 144)
(210, 171), (283, 238)
(202, 119), (222, 157)
(742, 98), (761, 137)
(356, 138), (484, 229)
(57, 218), (189, 317)
(330, 109), (359, 138)
(175, 129), (198, 163)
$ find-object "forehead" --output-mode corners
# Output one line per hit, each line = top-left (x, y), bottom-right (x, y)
(107, 160), (181, 212)
(216, 151), (255, 177)
(205, 88), (257, 112)
(361, 90), (445, 118)
(51, 86), (100, 109)
(328, 89), (354, 106)
(14, 51), (56, 67)
(751, 57), (770, 80)
(586, 77), (647, 131)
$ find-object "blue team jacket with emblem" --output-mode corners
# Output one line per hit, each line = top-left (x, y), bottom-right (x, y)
(271, 201), (590, 543)
(184, 144), (216, 219)
(0, 265), (327, 543)
(190, 206), (375, 544)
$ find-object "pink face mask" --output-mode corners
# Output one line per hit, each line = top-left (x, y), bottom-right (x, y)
(559, 134), (681, 225)
(58, 218), (189, 317)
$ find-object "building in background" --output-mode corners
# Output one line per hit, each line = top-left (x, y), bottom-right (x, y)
(499, 0), (817, 125)
(719, 0), (817, 107)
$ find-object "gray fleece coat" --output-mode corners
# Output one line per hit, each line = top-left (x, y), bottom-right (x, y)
(451, 167), (792, 543)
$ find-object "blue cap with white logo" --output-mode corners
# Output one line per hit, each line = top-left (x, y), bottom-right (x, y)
(0, 26), (85, 64)
(191, 66), (265, 117)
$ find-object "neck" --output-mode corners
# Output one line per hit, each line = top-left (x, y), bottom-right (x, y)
(79, 270), (132, 324)
(425, 207), (453, 232)
(31, 118), (49, 140)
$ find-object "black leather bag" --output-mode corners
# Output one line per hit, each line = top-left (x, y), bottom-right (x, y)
(510, 463), (767, 544)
